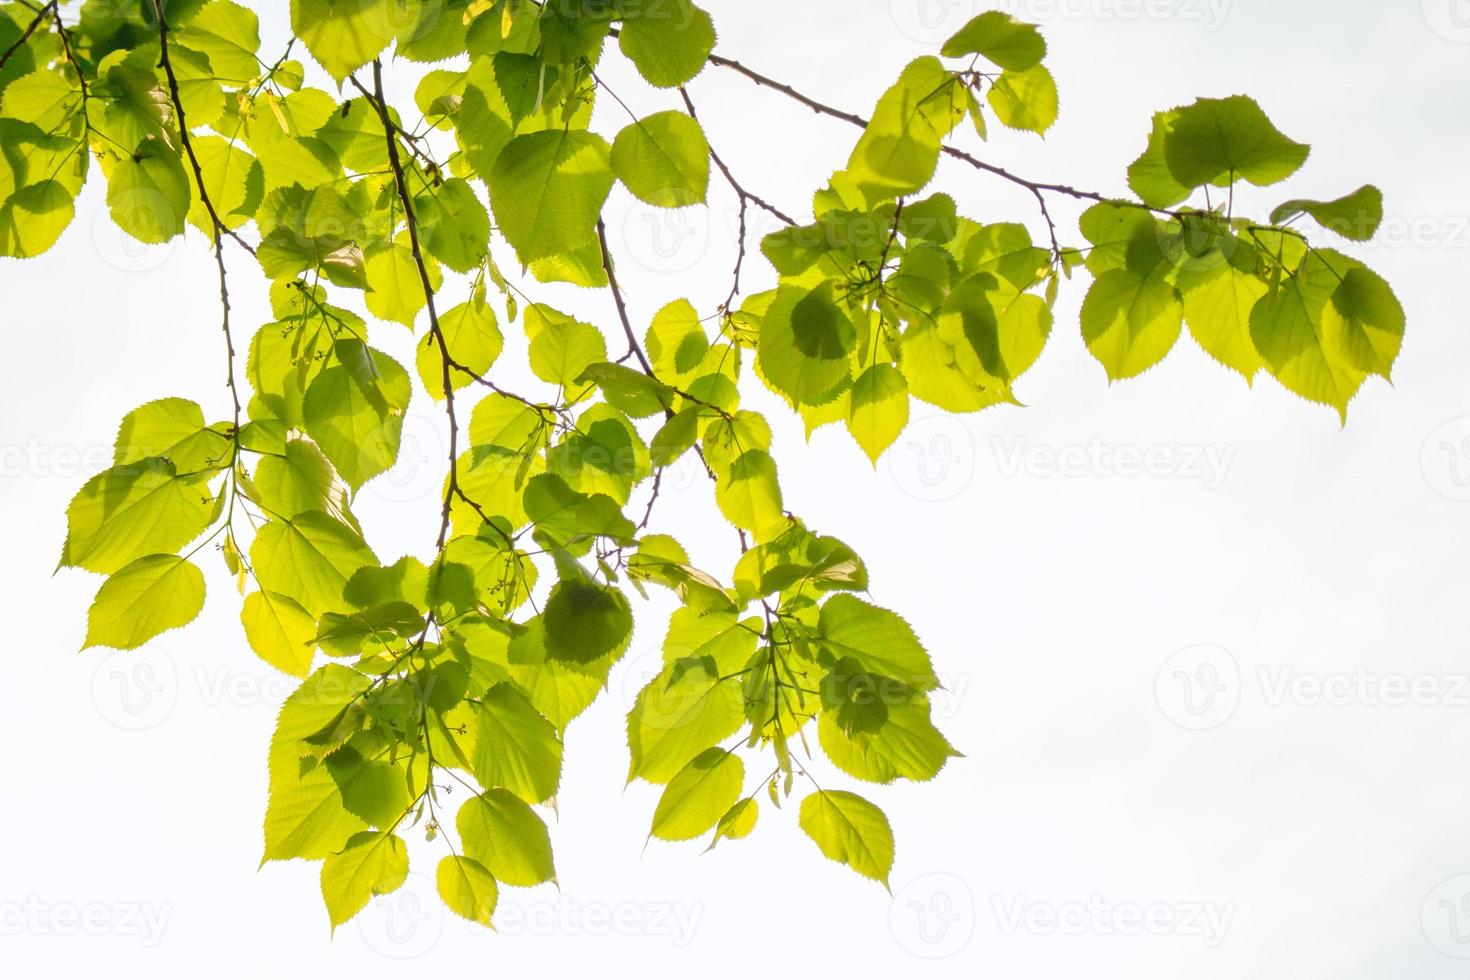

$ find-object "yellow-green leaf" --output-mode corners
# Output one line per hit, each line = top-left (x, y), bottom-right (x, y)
(798, 790), (893, 886)
(320, 831), (408, 931)
(847, 364), (909, 464)
(457, 789), (556, 886)
(84, 555), (206, 650)
(436, 855), (498, 927)
(651, 748), (744, 841)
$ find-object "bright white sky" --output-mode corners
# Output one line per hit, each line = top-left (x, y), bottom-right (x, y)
(3, 0), (1469, 976)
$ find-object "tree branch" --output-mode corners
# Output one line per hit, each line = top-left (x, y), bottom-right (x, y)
(149, 0), (243, 425)
(595, 217), (658, 380)
(697, 49), (1184, 224)
(355, 62), (461, 551)
(678, 86), (797, 313)
(0, 1), (49, 73)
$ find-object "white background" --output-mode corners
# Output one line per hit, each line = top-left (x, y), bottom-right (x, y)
(2, 0), (1469, 975)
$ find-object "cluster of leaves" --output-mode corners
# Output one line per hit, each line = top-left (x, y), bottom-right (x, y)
(0, 0), (1402, 929)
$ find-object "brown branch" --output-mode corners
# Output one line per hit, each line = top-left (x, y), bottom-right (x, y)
(698, 49), (1185, 224)
(636, 469), (662, 532)
(49, 2), (88, 119)
(595, 217), (658, 380)
(678, 87), (795, 227)
(678, 86), (796, 313)
(149, 2), (256, 258)
(0, 1), (49, 72)
(355, 62), (461, 551)
(149, 0), (243, 425)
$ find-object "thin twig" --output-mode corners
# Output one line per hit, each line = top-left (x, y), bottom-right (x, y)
(0, 1), (49, 72)
(149, 0), (243, 423)
(678, 87), (795, 226)
(699, 49), (1185, 224)
(595, 217), (658, 381)
(149, 1), (256, 257)
(679, 86), (795, 313)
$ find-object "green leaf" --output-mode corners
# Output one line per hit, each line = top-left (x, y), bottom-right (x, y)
(986, 64), (1058, 134)
(84, 555), (206, 650)
(577, 361), (675, 419)
(847, 364), (909, 464)
(898, 193), (959, 245)
(417, 289), (503, 398)
(0, 179), (75, 257)
(529, 316), (608, 387)
(251, 511), (377, 618)
(1321, 264), (1404, 379)
(818, 595), (937, 691)
(1162, 95), (1309, 189)
(1127, 110), (1191, 209)
(662, 607), (759, 673)
(488, 130), (614, 263)
(651, 748), (744, 841)
(846, 57), (966, 205)
(1269, 184), (1383, 242)
(290, 0), (396, 83)
(398, 2), (469, 62)
(714, 449), (784, 539)
(114, 398), (225, 472)
(646, 299), (709, 381)
(436, 855), (498, 927)
(757, 284), (855, 406)
(302, 341), (412, 489)
(364, 239), (439, 328)
(941, 12), (1046, 70)
(1248, 256), (1365, 421)
(242, 591), (317, 677)
(106, 139), (191, 244)
(1, 70), (79, 131)
(63, 459), (219, 575)
(1080, 267), (1184, 380)
(500, 620), (605, 732)
(178, 0), (263, 83)
(818, 697), (958, 784)
(263, 665), (373, 861)
(618, 0), (716, 88)
(650, 407), (700, 467)
(470, 393), (546, 451)
(417, 177), (491, 273)
(457, 789), (556, 886)
(543, 579), (633, 665)
(798, 790), (894, 886)
(472, 683), (563, 804)
(1177, 245), (1267, 381)
(320, 831), (408, 931)
(611, 110), (710, 208)
(326, 745), (417, 827)
(709, 797), (758, 848)
(628, 657), (745, 784)
(252, 440), (357, 527)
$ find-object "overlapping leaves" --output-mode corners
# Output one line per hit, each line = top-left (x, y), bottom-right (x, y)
(3, 0), (1402, 931)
